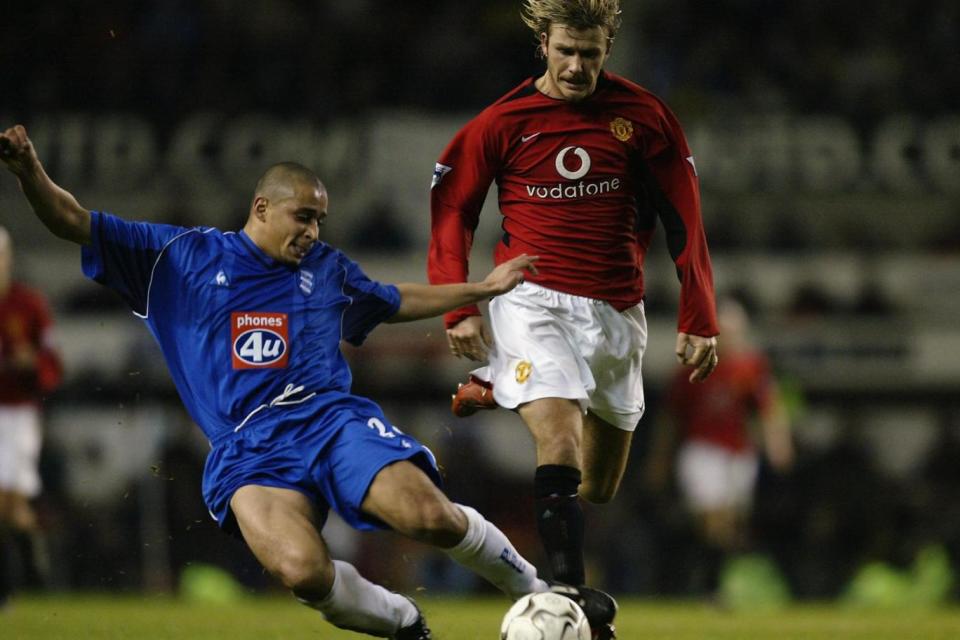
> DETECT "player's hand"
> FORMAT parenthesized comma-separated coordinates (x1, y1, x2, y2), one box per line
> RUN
(675, 332, 719, 383)
(481, 254, 539, 297)
(447, 315, 492, 361)
(0, 125, 40, 177)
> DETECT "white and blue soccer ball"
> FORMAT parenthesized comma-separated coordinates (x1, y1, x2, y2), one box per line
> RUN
(500, 592, 591, 640)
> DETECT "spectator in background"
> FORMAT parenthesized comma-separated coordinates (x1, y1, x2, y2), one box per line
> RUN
(0, 226, 63, 606)
(645, 296, 793, 597)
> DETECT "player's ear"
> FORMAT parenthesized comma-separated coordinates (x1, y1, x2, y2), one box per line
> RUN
(253, 196, 268, 221)
(539, 31, 549, 57)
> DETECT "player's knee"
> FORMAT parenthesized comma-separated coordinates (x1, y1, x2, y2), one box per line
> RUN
(579, 477, 619, 504)
(401, 498, 464, 547)
(273, 547, 334, 598)
(535, 433, 581, 467)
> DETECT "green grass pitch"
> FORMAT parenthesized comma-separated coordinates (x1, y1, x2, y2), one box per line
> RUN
(4, 595, 960, 639)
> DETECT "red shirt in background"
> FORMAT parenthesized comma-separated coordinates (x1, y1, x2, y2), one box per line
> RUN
(665, 350, 774, 453)
(0, 282, 63, 406)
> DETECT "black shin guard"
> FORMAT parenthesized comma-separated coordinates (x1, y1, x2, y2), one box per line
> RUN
(534, 464, 585, 585)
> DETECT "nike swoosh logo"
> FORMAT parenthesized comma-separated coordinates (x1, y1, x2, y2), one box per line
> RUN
(521, 132, 541, 143)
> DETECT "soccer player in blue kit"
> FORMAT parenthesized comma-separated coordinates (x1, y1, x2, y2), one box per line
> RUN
(0, 124, 548, 638)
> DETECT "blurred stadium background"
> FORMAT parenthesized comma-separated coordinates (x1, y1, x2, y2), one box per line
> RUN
(2, 0, 960, 617)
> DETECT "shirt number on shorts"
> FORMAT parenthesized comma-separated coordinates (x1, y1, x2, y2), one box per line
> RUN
(367, 417, 404, 439)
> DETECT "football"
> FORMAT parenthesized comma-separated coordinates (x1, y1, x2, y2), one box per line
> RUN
(500, 591, 591, 640)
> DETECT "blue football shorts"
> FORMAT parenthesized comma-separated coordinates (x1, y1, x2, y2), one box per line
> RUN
(202, 398, 441, 535)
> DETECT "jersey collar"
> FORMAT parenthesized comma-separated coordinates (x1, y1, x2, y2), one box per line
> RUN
(237, 230, 286, 269)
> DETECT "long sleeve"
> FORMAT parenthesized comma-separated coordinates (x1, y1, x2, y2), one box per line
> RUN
(427, 112, 501, 329)
(645, 107, 718, 337)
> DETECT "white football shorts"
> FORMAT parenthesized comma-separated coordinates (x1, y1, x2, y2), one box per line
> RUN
(0, 405, 43, 497)
(472, 281, 647, 431)
(676, 440, 758, 512)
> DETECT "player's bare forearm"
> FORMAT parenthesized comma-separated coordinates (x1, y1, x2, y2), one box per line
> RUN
(17, 164, 91, 244)
(389, 254, 538, 323)
(390, 281, 493, 323)
(1, 125, 91, 245)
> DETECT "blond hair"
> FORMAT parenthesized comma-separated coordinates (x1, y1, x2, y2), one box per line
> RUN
(521, 0, 622, 43)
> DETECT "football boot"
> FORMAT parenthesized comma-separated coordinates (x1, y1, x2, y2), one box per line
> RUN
(451, 375, 497, 417)
(548, 582, 617, 640)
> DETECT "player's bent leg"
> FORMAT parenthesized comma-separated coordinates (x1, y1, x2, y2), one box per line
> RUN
(444, 503, 548, 600)
(580, 411, 634, 504)
(300, 560, 428, 639)
(232, 485, 424, 637)
(519, 401, 619, 638)
(518, 398, 584, 467)
(363, 460, 467, 547)
(518, 398, 587, 586)
(363, 462, 547, 600)
(231, 485, 334, 599)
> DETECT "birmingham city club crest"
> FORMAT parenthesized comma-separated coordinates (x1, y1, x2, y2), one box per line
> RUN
(299, 269, 315, 295)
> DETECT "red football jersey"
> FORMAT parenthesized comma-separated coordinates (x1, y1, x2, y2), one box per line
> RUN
(429, 71, 717, 335)
(0, 282, 63, 405)
(665, 351, 774, 452)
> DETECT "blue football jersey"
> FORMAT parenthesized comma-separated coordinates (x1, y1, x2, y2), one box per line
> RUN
(82, 211, 401, 443)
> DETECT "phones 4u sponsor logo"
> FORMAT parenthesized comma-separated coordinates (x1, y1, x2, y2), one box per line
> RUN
(231, 311, 289, 369)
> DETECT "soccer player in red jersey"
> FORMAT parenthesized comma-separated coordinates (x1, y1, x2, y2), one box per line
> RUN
(428, 2, 719, 631)
(0, 226, 63, 606)
(646, 297, 793, 595)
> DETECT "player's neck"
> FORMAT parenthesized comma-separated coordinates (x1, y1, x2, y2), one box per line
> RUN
(242, 222, 294, 266)
(534, 74, 560, 99)
(241, 222, 272, 258)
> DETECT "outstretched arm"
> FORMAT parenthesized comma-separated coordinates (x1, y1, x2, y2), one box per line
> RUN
(0, 125, 91, 244)
(388, 254, 538, 323)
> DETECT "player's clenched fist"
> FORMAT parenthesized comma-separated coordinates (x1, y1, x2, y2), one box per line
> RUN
(0, 125, 38, 176)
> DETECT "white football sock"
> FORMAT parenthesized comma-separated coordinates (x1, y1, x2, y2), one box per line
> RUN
(446, 504, 549, 599)
(298, 559, 419, 636)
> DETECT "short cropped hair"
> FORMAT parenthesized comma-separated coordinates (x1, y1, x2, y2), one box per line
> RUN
(521, 0, 622, 44)
(254, 162, 322, 200)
